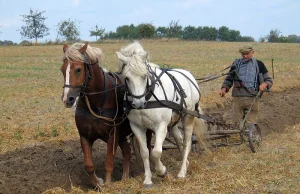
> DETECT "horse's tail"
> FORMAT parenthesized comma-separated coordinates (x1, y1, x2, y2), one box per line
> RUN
(193, 110, 211, 155)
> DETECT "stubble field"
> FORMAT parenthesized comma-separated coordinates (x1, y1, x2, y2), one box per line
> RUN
(0, 40, 299, 194)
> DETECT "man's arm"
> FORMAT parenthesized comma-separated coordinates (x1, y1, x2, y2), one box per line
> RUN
(221, 65, 235, 92)
(219, 64, 235, 97)
(258, 60, 273, 89)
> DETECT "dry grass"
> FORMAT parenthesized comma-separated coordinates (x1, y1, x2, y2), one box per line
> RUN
(43, 124, 300, 194)
(1, 40, 300, 193)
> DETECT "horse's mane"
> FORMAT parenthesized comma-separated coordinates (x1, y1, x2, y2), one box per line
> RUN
(63, 42, 103, 64)
(120, 41, 147, 57)
(119, 41, 159, 76)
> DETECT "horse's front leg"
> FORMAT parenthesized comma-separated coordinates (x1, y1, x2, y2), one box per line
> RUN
(118, 139, 131, 181)
(105, 128, 120, 183)
(152, 123, 168, 177)
(80, 136, 104, 186)
(177, 115, 195, 178)
(131, 125, 152, 187)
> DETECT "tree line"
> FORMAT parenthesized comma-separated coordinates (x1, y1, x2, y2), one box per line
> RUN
(1, 9, 300, 45)
(104, 20, 254, 42)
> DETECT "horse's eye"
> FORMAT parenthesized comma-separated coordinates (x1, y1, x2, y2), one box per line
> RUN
(125, 77, 130, 83)
(75, 68, 81, 74)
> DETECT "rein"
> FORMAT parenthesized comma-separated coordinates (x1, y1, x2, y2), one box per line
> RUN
(124, 63, 156, 101)
(196, 63, 234, 84)
(63, 60, 93, 90)
(123, 63, 205, 121)
(64, 57, 127, 126)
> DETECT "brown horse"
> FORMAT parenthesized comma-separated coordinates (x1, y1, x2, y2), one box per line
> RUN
(60, 42, 132, 187)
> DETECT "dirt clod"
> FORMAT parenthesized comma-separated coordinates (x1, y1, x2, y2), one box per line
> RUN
(0, 89, 300, 193)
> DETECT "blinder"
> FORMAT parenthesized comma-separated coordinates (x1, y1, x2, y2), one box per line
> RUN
(124, 62, 156, 101)
(63, 55, 94, 91)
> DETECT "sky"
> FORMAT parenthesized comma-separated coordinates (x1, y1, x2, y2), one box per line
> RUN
(0, 0, 299, 43)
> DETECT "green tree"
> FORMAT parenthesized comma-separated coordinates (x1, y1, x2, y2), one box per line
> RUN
(18, 8, 50, 44)
(156, 26, 168, 38)
(278, 36, 291, 43)
(267, 29, 281, 42)
(104, 31, 120, 39)
(116, 25, 131, 39)
(182, 26, 198, 40)
(201, 26, 218, 41)
(137, 23, 155, 38)
(288, 34, 300, 43)
(239, 36, 255, 42)
(218, 26, 230, 41)
(168, 20, 182, 38)
(89, 25, 105, 41)
(57, 18, 80, 42)
(228, 30, 241, 42)
(116, 24, 138, 39)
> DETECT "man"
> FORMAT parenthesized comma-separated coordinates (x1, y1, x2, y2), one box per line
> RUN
(219, 45, 273, 128)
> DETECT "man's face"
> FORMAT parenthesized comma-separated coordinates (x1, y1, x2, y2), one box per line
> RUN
(241, 50, 254, 62)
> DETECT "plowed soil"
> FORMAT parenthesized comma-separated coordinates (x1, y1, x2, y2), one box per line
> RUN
(1, 88, 300, 194)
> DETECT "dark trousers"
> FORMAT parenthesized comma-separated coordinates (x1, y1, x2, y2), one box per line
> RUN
(232, 97, 259, 129)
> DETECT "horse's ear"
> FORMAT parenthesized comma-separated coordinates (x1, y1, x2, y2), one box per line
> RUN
(140, 51, 148, 61)
(63, 44, 68, 53)
(79, 42, 88, 54)
(116, 52, 129, 64)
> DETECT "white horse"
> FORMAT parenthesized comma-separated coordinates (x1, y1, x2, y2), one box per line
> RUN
(116, 41, 207, 187)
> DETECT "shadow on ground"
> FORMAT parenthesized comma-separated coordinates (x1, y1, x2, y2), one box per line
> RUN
(1, 88, 300, 194)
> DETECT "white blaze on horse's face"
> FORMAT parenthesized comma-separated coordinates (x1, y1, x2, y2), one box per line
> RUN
(61, 59, 84, 108)
(62, 61, 71, 103)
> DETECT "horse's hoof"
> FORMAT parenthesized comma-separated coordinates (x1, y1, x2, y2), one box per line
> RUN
(157, 170, 168, 178)
(144, 184, 153, 188)
(92, 177, 104, 186)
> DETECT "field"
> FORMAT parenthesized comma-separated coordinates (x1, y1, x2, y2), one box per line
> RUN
(0, 40, 299, 193)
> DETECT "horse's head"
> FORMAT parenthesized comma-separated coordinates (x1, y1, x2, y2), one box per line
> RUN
(60, 42, 103, 108)
(117, 41, 149, 73)
(116, 49, 151, 109)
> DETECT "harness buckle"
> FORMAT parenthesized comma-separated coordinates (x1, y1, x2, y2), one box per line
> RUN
(97, 108, 103, 116)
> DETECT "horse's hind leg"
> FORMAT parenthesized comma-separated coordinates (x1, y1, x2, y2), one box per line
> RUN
(171, 124, 189, 166)
(80, 136, 104, 186)
(170, 124, 184, 155)
(177, 115, 195, 178)
(119, 140, 131, 181)
(146, 130, 153, 155)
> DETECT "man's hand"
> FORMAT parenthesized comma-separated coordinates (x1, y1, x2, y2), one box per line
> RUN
(219, 88, 227, 97)
(259, 82, 268, 91)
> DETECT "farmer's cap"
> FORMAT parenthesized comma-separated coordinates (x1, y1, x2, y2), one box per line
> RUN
(239, 45, 253, 53)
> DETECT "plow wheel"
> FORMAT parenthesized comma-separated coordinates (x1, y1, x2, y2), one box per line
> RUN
(248, 123, 262, 153)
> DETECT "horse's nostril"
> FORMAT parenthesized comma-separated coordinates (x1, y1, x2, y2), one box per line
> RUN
(68, 97, 75, 103)
(131, 102, 136, 109)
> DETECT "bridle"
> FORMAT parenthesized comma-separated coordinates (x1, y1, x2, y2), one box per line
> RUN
(123, 62, 156, 101)
(63, 55, 96, 92)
